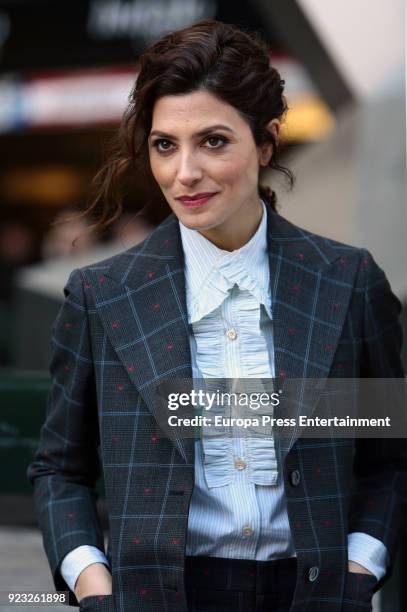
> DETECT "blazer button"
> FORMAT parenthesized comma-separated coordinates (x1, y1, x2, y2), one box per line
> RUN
(308, 566, 319, 582)
(289, 469, 301, 486)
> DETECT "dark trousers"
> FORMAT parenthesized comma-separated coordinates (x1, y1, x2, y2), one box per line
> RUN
(185, 555, 297, 612)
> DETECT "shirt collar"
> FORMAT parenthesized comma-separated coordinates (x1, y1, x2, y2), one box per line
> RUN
(179, 199, 271, 323)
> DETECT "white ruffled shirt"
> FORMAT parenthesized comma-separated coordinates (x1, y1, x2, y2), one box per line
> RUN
(181, 199, 278, 491)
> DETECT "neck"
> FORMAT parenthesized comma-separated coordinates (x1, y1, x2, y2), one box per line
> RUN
(198, 198, 264, 251)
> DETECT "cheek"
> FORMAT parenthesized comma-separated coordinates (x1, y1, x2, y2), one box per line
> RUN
(149, 156, 174, 189)
(213, 154, 258, 189)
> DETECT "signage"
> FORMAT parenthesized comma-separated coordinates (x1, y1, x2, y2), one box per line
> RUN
(0, 0, 275, 72)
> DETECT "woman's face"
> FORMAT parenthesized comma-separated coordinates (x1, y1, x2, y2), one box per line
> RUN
(148, 89, 275, 250)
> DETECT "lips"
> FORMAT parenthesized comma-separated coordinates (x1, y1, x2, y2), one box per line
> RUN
(176, 192, 218, 208)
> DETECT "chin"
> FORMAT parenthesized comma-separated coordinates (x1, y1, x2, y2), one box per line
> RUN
(179, 219, 212, 232)
(170, 202, 212, 223)
(177, 211, 222, 232)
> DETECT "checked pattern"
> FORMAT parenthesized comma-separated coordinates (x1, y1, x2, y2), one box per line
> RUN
(27, 204, 406, 611)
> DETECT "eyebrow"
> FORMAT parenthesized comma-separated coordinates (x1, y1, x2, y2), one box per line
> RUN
(149, 124, 235, 139)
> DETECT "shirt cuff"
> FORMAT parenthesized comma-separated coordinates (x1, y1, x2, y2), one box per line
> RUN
(348, 532, 388, 581)
(60, 545, 110, 593)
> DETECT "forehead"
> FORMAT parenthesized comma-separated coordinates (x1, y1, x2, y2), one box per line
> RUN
(150, 90, 248, 133)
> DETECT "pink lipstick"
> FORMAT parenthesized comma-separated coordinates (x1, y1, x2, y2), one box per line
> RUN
(176, 192, 218, 208)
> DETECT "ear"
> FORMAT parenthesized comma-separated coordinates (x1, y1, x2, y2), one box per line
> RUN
(258, 119, 281, 166)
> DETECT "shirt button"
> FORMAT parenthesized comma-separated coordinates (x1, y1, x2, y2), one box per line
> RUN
(242, 526, 254, 537)
(226, 328, 238, 341)
(234, 458, 247, 470)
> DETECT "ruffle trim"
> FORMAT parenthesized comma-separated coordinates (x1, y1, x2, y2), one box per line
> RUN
(188, 254, 271, 324)
(193, 289, 277, 488)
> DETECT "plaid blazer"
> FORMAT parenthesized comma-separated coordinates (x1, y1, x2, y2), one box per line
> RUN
(27, 203, 406, 611)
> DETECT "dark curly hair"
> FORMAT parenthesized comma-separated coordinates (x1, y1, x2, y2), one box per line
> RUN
(82, 19, 294, 236)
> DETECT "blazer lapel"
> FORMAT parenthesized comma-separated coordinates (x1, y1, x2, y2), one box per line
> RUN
(91, 214, 195, 464)
(265, 206, 359, 457)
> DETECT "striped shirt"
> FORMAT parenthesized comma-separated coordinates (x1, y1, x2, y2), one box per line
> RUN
(180, 199, 295, 559)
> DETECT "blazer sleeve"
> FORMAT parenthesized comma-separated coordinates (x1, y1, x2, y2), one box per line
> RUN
(26, 268, 105, 606)
(348, 248, 407, 588)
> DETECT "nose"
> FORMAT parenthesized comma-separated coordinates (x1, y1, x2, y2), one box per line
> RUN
(176, 151, 203, 187)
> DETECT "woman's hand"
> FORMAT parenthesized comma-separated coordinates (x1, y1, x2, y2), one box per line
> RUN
(74, 562, 113, 603)
(347, 561, 375, 576)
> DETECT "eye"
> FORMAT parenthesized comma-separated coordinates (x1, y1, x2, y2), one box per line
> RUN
(151, 139, 174, 153)
(204, 135, 229, 149)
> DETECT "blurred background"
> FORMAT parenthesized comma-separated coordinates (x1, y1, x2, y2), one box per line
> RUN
(0, 0, 405, 610)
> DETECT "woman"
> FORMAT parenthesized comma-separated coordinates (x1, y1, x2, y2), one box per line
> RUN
(27, 19, 405, 612)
